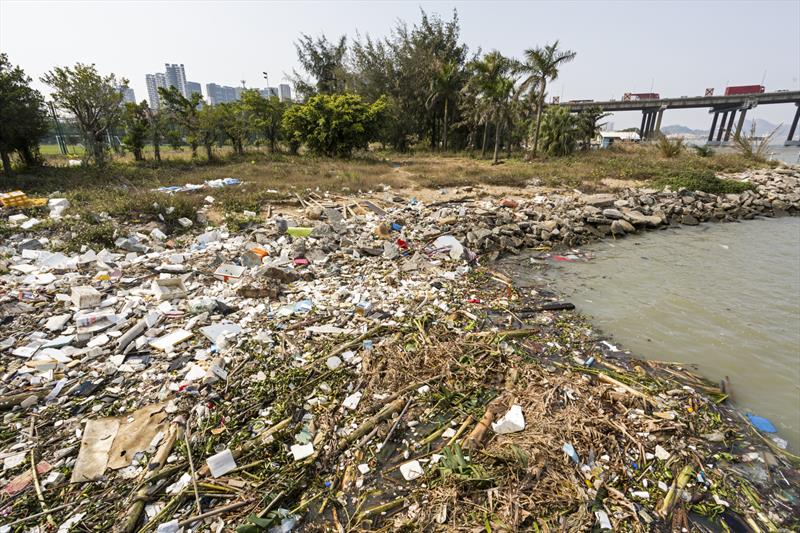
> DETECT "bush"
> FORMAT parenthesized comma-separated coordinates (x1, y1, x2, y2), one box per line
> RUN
(656, 135, 684, 158)
(654, 170, 755, 194)
(538, 107, 576, 157)
(693, 145, 713, 157)
(282, 93, 387, 157)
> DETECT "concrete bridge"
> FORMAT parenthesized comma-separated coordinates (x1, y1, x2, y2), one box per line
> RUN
(556, 91, 800, 146)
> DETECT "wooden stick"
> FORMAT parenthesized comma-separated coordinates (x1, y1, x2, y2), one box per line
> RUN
(184, 423, 202, 515)
(337, 397, 406, 453)
(463, 397, 505, 450)
(120, 424, 181, 533)
(379, 399, 412, 453)
(2, 501, 80, 528)
(177, 498, 255, 527)
(597, 373, 658, 406)
(30, 449, 56, 527)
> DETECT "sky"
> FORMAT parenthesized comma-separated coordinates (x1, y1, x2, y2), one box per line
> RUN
(1, 0, 799, 129)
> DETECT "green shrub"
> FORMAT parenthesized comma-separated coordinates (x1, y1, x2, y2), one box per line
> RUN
(656, 135, 684, 158)
(539, 106, 576, 157)
(654, 170, 755, 194)
(282, 93, 387, 157)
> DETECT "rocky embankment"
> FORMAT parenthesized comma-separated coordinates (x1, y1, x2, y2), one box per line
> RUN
(427, 168, 800, 259)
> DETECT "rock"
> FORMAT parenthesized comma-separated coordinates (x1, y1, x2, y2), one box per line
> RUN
(582, 194, 616, 208)
(682, 214, 699, 225)
(260, 267, 300, 284)
(610, 220, 627, 235)
(602, 208, 624, 220)
(500, 198, 519, 209)
(305, 206, 324, 220)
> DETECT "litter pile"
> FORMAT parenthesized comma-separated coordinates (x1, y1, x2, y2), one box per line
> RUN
(1, 171, 798, 532)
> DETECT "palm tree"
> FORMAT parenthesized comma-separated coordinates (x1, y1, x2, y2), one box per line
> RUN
(465, 51, 517, 164)
(426, 60, 460, 151)
(517, 41, 576, 158)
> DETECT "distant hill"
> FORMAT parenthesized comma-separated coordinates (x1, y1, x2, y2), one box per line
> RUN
(662, 124, 706, 136)
(661, 119, 789, 141)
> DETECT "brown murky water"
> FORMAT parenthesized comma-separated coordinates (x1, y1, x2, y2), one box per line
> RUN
(501, 217, 800, 450)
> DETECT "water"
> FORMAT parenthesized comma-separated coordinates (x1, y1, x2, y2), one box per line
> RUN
(503, 217, 800, 450)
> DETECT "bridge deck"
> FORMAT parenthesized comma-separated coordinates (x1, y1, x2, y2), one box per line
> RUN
(556, 91, 800, 112)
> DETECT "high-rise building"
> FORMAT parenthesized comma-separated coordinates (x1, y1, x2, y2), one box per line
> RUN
(164, 63, 188, 96)
(186, 81, 202, 98)
(279, 84, 291, 102)
(206, 83, 242, 105)
(116, 85, 136, 104)
(145, 73, 167, 108)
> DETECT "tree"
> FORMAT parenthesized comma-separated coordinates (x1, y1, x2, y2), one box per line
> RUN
(197, 105, 219, 161)
(539, 106, 576, 157)
(158, 86, 202, 158)
(215, 101, 248, 155)
(145, 107, 166, 163)
(291, 33, 349, 98)
(240, 90, 285, 152)
(426, 60, 461, 150)
(282, 93, 386, 157)
(41, 63, 124, 166)
(121, 101, 149, 161)
(350, 9, 469, 151)
(465, 51, 517, 164)
(517, 41, 576, 158)
(0, 54, 49, 175)
(574, 106, 609, 150)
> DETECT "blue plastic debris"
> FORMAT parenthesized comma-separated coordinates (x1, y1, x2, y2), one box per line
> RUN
(747, 414, 777, 433)
(391, 222, 403, 232)
(562, 442, 580, 464)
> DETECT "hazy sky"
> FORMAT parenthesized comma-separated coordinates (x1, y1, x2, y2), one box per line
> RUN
(2, 0, 798, 129)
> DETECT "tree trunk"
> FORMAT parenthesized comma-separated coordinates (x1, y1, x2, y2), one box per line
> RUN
(506, 123, 512, 159)
(442, 99, 449, 151)
(532, 81, 547, 158)
(492, 114, 503, 165)
(268, 133, 276, 153)
(1, 150, 13, 176)
(153, 141, 161, 163)
(19, 145, 38, 167)
(93, 132, 106, 167)
(205, 143, 213, 161)
(191, 142, 198, 159)
(481, 122, 488, 158)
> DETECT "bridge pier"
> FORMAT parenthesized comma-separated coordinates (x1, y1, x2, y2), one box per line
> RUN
(707, 106, 738, 146)
(639, 109, 664, 140)
(786, 102, 800, 147)
(735, 107, 748, 139)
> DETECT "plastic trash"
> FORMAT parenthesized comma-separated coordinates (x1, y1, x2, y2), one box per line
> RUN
(206, 448, 237, 477)
(491, 404, 526, 434)
(562, 442, 580, 464)
(746, 413, 777, 433)
(399, 460, 424, 480)
(287, 227, 313, 238)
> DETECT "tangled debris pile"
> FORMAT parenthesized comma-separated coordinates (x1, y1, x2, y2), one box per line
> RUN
(0, 169, 798, 532)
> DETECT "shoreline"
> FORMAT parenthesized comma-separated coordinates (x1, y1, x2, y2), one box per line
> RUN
(0, 168, 798, 530)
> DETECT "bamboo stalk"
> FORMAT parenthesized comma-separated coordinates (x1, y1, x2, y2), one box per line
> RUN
(120, 424, 181, 533)
(177, 499, 255, 527)
(30, 449, 56, 527)
(658, 465, 693, 518)
(337, 397, 406, 453)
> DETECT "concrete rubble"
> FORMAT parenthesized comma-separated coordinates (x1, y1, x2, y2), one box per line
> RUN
(0, 168, 798, 531)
